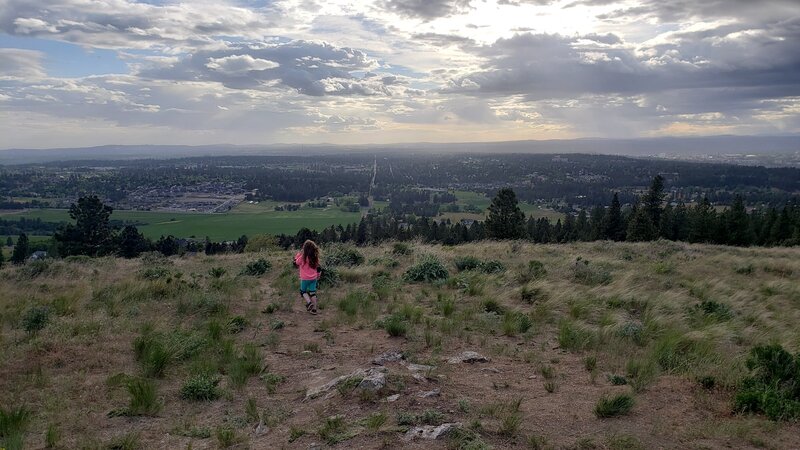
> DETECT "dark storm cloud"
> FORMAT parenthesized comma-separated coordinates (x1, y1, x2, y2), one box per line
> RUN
(140, 41, 395, 96)
(378, 0, 473, 20)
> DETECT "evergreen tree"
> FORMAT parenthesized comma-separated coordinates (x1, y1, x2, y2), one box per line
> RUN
(726, 195, 753, 246)
(11, 232, 29, 264)
(485, 188, 526, 239)
(626, 205, 657, 241)
(54, 195, 115, 256)
(561, 214, 576, 242)
(588, 206, 605, 241)
(770, 206, 792, 244)
(0, 243, 4, 268)
(672, 202, 689, 242)
(575, 209, 589, 241)
(156, 235, 180, 256)
(117, 225, 150, 258)
(642, 175, 665, 227)
(659, 204, 675, 240)
(5, 236, 12, 247)
(603, 193, 625, 241)
(688, 197, 716, 243)
(356, 219, 368, 245)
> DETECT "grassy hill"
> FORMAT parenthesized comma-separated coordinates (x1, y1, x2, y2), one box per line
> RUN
(2, 240, 800, 449)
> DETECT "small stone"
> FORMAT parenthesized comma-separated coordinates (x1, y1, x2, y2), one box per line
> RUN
(372, 350, 404, 365)
(254, 421, 269, 436)
(447, 351, 490, 364)
(386, 394, 400, 403)
(407, 363, 435, 372)
(418, 388, 440, 398)
(402, 423, 462, 441)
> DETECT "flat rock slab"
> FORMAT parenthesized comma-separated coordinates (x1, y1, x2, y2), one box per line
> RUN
(402, 423, 462, 441)
(407, 363, 435, 372)
(446, 351, 490, 364)
(305, 367, 387, 400)
(372, 350, 404, 365)
(417, 388, 441, 398)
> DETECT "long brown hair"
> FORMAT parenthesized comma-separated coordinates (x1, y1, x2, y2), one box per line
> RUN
(302, 240, 320, 269)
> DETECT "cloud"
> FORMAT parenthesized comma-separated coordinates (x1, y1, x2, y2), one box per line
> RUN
(141, 40, 400, 96)
(378, 0, 473, 20)
(205, 55, 280, 75)
(0, 0, 279, 50)
(0, 48, 45, 78)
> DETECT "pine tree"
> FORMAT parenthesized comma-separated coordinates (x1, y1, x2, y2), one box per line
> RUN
(0, 244, 5, 268)
(485, 188, 526, 239)
(688, 197, 715, 243)
(54, 195, 115, 256)
(5, 236, 12, 247)
(726, 195, 753, 246)
(575, 210, 589, 241)
(659, 204, 675, 240)
(11, 233, 29, 264)
(672, 202, 689, 242)
(117, 225, 150, 258)
(588, 206, 605, 241)
(642, 175, 665, 227)
(626, 205, 657, 241)
(604, 193, 624, 241)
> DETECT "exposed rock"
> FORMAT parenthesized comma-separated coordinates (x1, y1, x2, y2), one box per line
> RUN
(412, 373, 427, 383)
(407, 363, 435, 372)
(372, 350, 404, 365)
(447, 351, 490, 364)
(358, 369, 386, 391)
(385, 394, 400, 403)
(402, 423, 462, 441)
(305, 367, 387, 400)
(417, 388, 440, 398)
(254, 421, 269, 436)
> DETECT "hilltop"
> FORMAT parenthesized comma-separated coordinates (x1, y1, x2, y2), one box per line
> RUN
(2, 240, 800, 449)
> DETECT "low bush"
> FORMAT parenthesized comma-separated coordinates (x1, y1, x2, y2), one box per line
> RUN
(692, 300, 733, 322)
(734, 344, 800, 420)
(324, 245, 365, 267)
(454, 256, 482, 272)
(139, 266, 171, 280)
(403, 256, 449, 283)
(318, 266, 340, 287)
(208, 267, 227, 279)
(240, 258, 271, 276)
(0, 406, 32, 449)
(517, 260, 547, 283)
(126, 378, 161, 416)
(392, 242, 413, 255)
(558, 320, 596, 352)
(383, 314, 409, 337)
(572, 258, 612, 286)
(181, 374, 220, 401)
(594, 394, 634, 418)
(21, 305, 50, 333)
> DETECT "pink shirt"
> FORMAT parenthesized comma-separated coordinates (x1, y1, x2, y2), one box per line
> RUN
(295, 252, 319, 280)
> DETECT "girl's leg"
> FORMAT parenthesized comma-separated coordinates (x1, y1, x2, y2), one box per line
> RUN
(309, 291, 318, 312)
(301, 292, 312, 309)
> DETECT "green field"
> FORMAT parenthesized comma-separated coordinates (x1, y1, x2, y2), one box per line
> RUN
(3, 204, 361, 241)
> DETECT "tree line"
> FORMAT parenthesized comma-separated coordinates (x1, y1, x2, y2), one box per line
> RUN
(2, 181, 798, 266)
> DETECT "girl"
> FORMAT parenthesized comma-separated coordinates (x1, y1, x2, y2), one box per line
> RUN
(294, 240, 321, 315)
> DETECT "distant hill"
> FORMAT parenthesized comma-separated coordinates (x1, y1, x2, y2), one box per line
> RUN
(2, 135, 799, 164)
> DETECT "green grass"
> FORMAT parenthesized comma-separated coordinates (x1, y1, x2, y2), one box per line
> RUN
(594, 394, 635, 418)
(3, 205, 361, 240)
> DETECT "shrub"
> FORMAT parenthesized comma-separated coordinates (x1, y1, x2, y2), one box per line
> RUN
(518, 260, 547, 283)
(692, 300, 733, 322)
(133, 333, 174, 378)
(698, 375, 716, 390)
(404, 256, 449, 283)
(21, 305, 50, 333)
(0, 406, 32, 449)
(502, 311, 532, 336)
(558, 320, 595, 352)
(734, 344, 800, 420)
(126, 378, 161, 416)
(318, 415, 353, 445)
(324, 245, 364, 267)
(454, 256, 482, 272)
(337, 291, 370, 317)
(520, 285, 543, 304)
(572, 259, 612, 286)
(419, 409, 444, 425)
(261, 372, 285, 394)
(594, 394, 634, 418)
(229, 344, 262, 388)
(208, 267, 227, 278)
(651, 332, 710, 373)
(240, 258, 271, 276)
(139, 266, 170, 280)
(481, 298, 505, 315)
(216, 426, 242, 448)
(608, 374, 628, 385)
(227, 316, 248, 334)
(479, 260, 506, 274)
(584, 355, 597, 372)
(618, 322, 645, 346)
(318, 266, 340, 287)
(107, 432, 140, 450)
(383, 314, 409, 337)
(364, 412, 387, 432)
(181, 374, 220, 401)
(499, 413, 522, 436)
(392, 242, 412, 255)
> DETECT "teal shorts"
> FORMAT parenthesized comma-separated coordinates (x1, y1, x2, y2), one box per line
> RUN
(300, 279, 318, 294)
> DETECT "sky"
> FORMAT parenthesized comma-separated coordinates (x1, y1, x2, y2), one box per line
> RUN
(0, 0, 799, 149)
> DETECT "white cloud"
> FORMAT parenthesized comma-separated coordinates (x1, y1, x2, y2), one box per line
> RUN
(206, 55, 280, 75)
